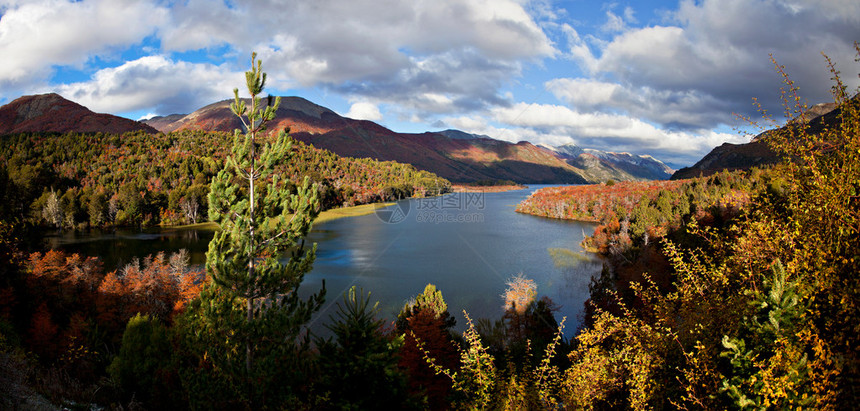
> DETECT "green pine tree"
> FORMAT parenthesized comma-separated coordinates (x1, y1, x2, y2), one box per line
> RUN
(313, 286, 417, 409)
(719, 259, 812, 409)
(180, 53, 325, 408)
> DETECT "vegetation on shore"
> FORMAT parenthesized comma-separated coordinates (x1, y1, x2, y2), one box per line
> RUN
(513, 49, 860, 409)
(0, 128, 450, 230)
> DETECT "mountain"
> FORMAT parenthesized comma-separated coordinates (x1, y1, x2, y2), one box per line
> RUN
(148, 96, 676, 184)
(547, 144, 674, 181)
(141, 113, 185, 132)
(670, 140, 778, 180)
(0, 93, 157, 135)
(671, 100, 844, 180)
(436, 129, 492, 140)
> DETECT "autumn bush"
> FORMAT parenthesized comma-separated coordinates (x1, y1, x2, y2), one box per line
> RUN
(544, 47, 860, 409)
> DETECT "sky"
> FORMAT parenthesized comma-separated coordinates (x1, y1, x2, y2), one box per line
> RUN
(1, 0, 858, 167)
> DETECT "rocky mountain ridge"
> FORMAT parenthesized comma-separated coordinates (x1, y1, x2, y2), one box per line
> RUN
(145, 96, 674, 183)
(0, 93, 157, 135)
(0, 93, 675, 184)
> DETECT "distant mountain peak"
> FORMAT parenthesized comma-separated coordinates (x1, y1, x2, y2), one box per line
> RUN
(142, 96, 342, 134)
(0, 93, 157, 135)
(137, 94, 675, 183)
(436, 129, 494, 140)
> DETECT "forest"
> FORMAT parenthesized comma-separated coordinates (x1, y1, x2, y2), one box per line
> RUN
(0, 51, 858, 410)
(0, 129, 451, 230)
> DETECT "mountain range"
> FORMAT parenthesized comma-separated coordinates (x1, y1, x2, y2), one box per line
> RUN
(0, 93, 674, 183)
(143, 97, 674, 183)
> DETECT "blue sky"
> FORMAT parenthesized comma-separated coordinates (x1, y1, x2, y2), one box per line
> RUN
(1, 0, 858, 167)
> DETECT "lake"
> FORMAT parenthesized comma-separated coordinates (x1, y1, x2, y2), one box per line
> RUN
(48, 185, 602, 338)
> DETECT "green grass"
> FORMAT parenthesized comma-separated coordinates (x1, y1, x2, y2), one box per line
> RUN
(163, 203, 395, 230)
(314, 202, 394, 224)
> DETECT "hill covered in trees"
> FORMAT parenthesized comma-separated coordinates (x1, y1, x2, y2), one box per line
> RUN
(671, 99, 844, 179)
(0, 129, 450, 229)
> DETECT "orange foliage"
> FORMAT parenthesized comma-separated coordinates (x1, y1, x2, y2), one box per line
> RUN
(516, 180, 686, 222)
(16, 250, 205, 363)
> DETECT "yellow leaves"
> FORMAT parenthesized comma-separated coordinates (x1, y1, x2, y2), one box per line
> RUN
(564, 311, 669, 410)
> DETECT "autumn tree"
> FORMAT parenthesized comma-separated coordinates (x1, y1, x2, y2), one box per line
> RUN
(397, 284, 458, 409)
(41, 189, 63, 228)
(179, 53, 325, 407)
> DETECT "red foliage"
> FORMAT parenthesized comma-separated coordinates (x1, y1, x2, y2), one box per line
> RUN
(516, 180, 686, 222)
(399, 308, 458, 410)
(27, 301, 59, 359)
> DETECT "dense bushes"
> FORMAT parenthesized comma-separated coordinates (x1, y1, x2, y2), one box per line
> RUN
(517, 50, 860, 409)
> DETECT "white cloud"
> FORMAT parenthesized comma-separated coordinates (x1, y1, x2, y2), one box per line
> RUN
(545, 77, 733, 129)
(0, 0, 167, 84)
(54, 56, 240, 114)
(159, 0, 554, 87)
(484, 102, 747, 165)
(1, 0, 553, 117)
(579, 0, 860, 126)
(345, 102, 383, 121)
(601, 10, 627, 32)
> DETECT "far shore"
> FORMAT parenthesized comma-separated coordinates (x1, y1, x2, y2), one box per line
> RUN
(452, 184, 527, 193)
(160, 202, 395, 230)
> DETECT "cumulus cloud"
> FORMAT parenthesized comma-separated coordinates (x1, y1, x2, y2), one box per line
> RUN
(345, 101, 383, 121)
(233, 0, 555, 119)
(545, 78, 733, 129)
(54, 56, 241, 114)
(446, 102, 747, 166)
(564, 0, 860, 131)
(0, 0, 167, 85)
(333, 49, 521, 118)
(1, 0, 553, 117)
(159, 0, 554, 86)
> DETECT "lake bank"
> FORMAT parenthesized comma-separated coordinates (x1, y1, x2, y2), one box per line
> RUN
(159, 202, 397, 230)
(452, 184, 527, 193)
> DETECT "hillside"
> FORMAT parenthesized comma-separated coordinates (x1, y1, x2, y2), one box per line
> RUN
(146, 97, 672, 184)
(0, 129, 450, 228)
(672, 100, 843, 179)
(0, 93, 158, 134)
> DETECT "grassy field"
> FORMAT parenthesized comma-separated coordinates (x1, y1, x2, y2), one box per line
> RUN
(314, 202, 394, 224)
(163, 202, 395, 230)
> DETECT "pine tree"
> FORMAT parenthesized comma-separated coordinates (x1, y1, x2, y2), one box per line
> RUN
(314, 286, 416, 409)
(182, 53, 325, 407)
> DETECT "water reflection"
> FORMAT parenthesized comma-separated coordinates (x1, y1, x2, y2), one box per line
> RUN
(49, 186, 602, 339)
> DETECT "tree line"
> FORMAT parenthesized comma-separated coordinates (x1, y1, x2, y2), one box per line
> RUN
(0, 129, 451, 229)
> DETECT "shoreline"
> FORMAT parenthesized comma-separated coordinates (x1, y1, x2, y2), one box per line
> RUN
(452, 184, 527, 193)
(313, 202, 395, 224)
(162, 202, 396, 230)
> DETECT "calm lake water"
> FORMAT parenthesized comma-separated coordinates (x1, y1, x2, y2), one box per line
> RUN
(48, 186, 601, 338)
